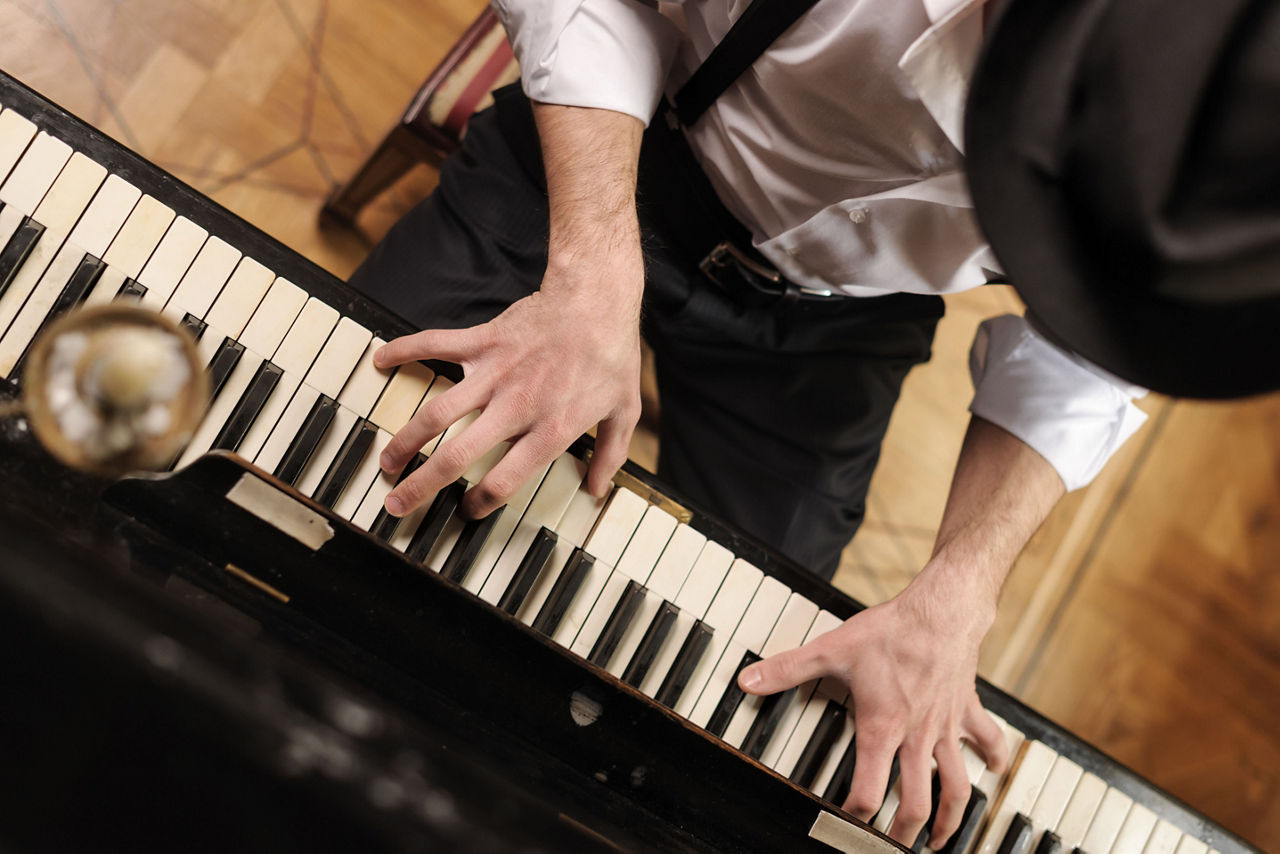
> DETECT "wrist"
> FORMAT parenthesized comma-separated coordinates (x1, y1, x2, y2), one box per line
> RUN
(902, 556, 999, 642)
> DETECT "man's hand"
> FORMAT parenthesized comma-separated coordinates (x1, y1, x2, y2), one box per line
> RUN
(740, 567, 1006, 849)
(740, 417, 1067, 848)
(376, 103, 646, 519)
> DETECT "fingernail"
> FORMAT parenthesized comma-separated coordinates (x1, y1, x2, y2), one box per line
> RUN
(373, 346, 387, 366)
(380, 451, 395, 471)
(385, 495, 404, 517)
(739, 666, 761, 692)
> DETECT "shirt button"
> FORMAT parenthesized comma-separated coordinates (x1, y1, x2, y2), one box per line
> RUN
(848, 207, 868, 224)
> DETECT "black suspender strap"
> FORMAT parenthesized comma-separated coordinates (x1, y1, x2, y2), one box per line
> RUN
(671, 0, 824, 127)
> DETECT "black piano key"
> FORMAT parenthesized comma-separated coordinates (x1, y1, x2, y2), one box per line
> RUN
(313, 418, 377, 509)
(206, 337, 245, 401)
(0, 216, 44, 298)
(741, 686, 799, 761)
(936, 787, 987, 854)
(531, 548, 595, 637)
(1033, 830, 1064, 854)
(653, 620, 714, 708)
(406, 478, 466, 564)
(274, 393, 338, 486)
(821, 722, 859, 803)
(439, 507, 503, 585)
(211, 360, 282, 452)
(179, 312, 207, 341)
(621, 600, 679, 687)
(793, 700, 847, 790)
(705, 650, 762, 738)
(116, 277, 146, 300)
(497, 527, 558, 614)
(996, 813, 1034, 854)
(911, 773, 944, 852)
(370, 453, 427, 541)
(11, 252, 104, 380)
(587, 579, 646, 668)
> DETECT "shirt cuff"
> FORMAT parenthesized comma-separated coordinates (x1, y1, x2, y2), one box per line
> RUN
(968, 314, 1149, 491)
(493, 0, 679, 125)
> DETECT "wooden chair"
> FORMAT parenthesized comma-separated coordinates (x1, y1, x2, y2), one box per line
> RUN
(321, 7, 519, 225)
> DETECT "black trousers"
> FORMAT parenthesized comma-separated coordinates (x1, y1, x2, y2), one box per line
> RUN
(348, 89, 943, 580)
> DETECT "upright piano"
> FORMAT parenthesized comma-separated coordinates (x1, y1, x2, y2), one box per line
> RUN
(0, 70, 1262, 854)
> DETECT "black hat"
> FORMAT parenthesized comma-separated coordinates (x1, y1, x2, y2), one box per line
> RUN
(966, 0, 1280, 398)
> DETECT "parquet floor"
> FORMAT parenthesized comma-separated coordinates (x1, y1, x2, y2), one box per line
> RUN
(1, 0, 1276, 848)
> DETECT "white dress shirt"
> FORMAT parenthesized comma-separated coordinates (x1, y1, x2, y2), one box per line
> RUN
(491, 0, 1147, 491)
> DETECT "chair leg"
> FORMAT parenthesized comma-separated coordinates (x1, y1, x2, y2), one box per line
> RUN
(321, 125, 441, 226)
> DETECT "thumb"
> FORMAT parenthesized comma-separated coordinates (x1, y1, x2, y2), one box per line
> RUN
(738, 642, 830, 696)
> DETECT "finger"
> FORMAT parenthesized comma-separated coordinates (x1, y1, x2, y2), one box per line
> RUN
(385, 407, 511, 516)
(462, 432, 560, 519)
(888, 743, 932, 846)
(738, 640, 830, 696)
(962, 695, 1008, 774)
(374, 326, 488, 369)
(842, 727, 897, 821)
(586, 405, 639, 498)
(928, 739, 971, 849)
(381, 382, 486, 473)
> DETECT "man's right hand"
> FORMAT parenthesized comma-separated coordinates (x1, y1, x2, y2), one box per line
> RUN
(377, 102, 647, 520)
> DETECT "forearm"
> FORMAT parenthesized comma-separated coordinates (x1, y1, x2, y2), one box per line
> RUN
(913, 415, 1067, 629)
(534, 102, 644, 293)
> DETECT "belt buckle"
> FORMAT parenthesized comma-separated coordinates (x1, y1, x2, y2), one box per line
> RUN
(698, 241, 838, 301)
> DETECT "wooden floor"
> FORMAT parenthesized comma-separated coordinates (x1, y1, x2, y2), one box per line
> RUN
(2, 0, 1277, 847)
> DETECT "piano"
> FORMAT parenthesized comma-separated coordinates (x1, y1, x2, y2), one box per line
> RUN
(0, 69, 1262, 854)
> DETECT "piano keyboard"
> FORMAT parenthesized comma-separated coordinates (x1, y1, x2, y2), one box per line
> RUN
(0, 72, 1258, 854)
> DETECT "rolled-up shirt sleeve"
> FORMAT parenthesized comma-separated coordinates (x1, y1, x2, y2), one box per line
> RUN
(492, 0, 680, 125)
(968, 314, 1149, 491)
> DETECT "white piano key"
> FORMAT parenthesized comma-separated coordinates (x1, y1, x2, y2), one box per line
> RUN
(975, 739, 1058, 854)
(516, 484, 608, 626)
(638, 608, 699, 698)
(100, 195, 174, 281)
(161, 234, 240, 321)
(759, 609, 842, 769)
(772, 681, 848, 779)
(613, 505, 678, 583)
(872, 778, 903, 833)
(549, 553, 613, 649)
(337, 336, 394, 417)
(582, 487, 648, 567)
(672, 540, 735, 619)
(1173, 837, 1209, 854)
(1111, 803, 1158, 854)
(0, 225, 64, 340)
(672, 558, 763, 719)
(1079, 787, 1134, 854)
(65, 174, 140, 258)
(295, 404, 359, 497)
(0, 109, 37, 183)
(478, 453, 587, 606)
(644, 523, 706, 602)
(367, 359, 434, 433)
(1029, 755, 1083, 835)
(569, 568, 632, 657)
(235, 371, 300, 462)
(978, 716, 1026, 801)
(252, 381, 321, 473)
(0, 205, 24, 257)
(204, 258, 278, 339)
(0, 243, 84, 376)
(422, 513, 465, 573)
(1055, 772, 1108, 851)
(0, 131, 70, 213)
(272, 298, 338, 375)
(32, 151, 106, 235)
(137, 216, 207, 310)
(333, 426, 392, 522)
(304, 316, 372, 399)
(722, 592, 818, 749)
(688, 638, 750, 730)
(176, 345, 265, 467)
(459, 461, 552, 595)
(1143, 820, 1184, 854)
(808, 710, 855, 797)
